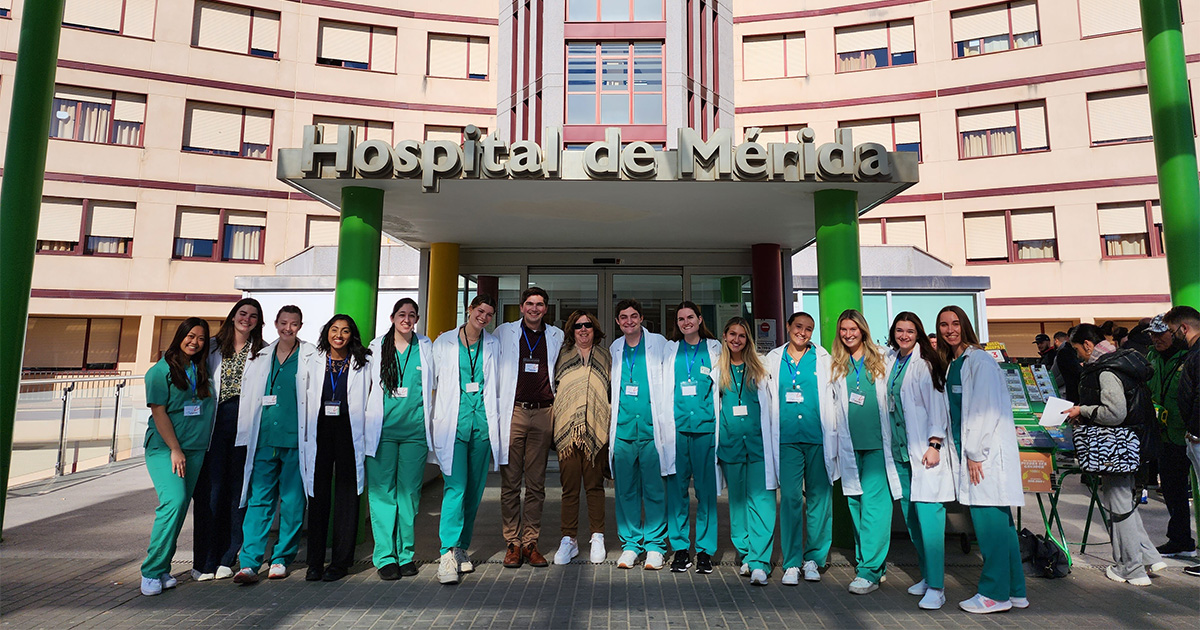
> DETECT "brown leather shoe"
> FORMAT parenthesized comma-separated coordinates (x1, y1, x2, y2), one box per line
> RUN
(503, 543, 523, 568)
(524, 544, 549, 567)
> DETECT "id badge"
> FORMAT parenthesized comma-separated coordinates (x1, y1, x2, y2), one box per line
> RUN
(733, 405, 749, 417)
(785, 391, 804, 404)
(625, 384, 639, 397)
(324, 401, 341, 415)
(887, 397, 896, 412)
(523, 359, 540, 374)
(699, 366, 711, 376)
(397, 387, 409, 398)
(951, 385, 963, 394)
(184, 404, 202, 417)
(262, 395, 277, 407)
(849, 392, 866, 406)
(681, 383, 697, 397)
(464, 382, 480, 393)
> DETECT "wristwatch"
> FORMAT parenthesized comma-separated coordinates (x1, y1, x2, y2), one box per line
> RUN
(928, 441, 943, 451)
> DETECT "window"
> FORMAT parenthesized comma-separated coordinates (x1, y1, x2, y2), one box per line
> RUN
(566, 41, 664, 125)
(318, 20, 397, 72)
(174, 208, 265, 262)
(1098, 201, 1164, 257)
(1087, 88, 1153, 145)
(312, 116, 394, 144)
(192, 1, 280, 58)
(835, 20, 915, 72)
(424, 125, 488, 142)
(958, 101, 1047, 158)
(62, 0, 155, 38)
(306, 216, 340, 247)
(742, 32, 805, 80)
(427, 34, 488, 79)
(839, 115, 922, 160)
(951, 0, 1039, 58)
(568, 0, 664, 21)
(49, 86, 146, 147)
(0, 0, 11, 18)
(182, 102, 272, 159)
(36, 197, 135, 256)
(859, 217, 928, 249)
(964, 208, 1057, 263)
(1080, 0, 1143, 37)
(750, 124, 806, 144)
(24, 317, 125, 371)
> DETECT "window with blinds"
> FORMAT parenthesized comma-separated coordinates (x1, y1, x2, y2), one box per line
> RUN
(568, 0, 664, 21)
(85, 201, 135, 255)
(1087, 88, 1153, 145)
(958, 100, 1047, 158)
(192, 1, 279, 58)
(174, 207, 266, 261)
(182, 101, 272, 159)
(884, 217, 928, 249)
(35, 197, 136, 256)
(964, 208, 1056, 262)
(36, 198, 84, 253)
(838, 115, 922, 160)
(24, 317, 125, 370)
(427, 33, 489, 79)
(49, 86, 146, 147)
(223, 211, 265, 261)
(750, 124, 806, 144)
(313, 116, 394, 144)
(306, 216, 340, 247)
(0, 0, 10, 18)
(1079, 0, 1142, 37)
(951, 0, 1039, 58)
(63, 0, 155, 38)
(317, 20, 397, 72)
(742, 32, 805, 80)
(859, 220, 884, 246)
(175, 208, 221, 258)
(1097, 201, 1163, 257)
(835, 20, 915, 72)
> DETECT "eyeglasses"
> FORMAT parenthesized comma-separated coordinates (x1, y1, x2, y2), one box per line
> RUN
(573, 322, 594, 330)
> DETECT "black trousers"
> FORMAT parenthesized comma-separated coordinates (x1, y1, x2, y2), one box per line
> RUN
(306, 411, 359, 571)
(1159, 441, 1196, 548)
(193, 398, 247, 572)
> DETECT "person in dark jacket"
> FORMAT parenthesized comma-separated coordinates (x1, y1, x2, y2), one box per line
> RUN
(1163, 306, 1200, 578)
(1146, 314, 1194, 558)
(1054, 327, 1082, 402)
(1124, 320, 1153, 356)
(1033, 334, 1055, 370)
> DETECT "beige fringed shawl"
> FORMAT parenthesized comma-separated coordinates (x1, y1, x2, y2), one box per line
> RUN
(552, 345, 611, 460)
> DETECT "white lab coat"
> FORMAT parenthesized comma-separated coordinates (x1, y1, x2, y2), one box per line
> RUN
(711, 362, 778, 495)
(430, 327, 502, 476)
(764, 344, 839, 485)
(235, 339, 315, 507)
(949, 347, 1025, 507)
(607, 329, 674, 475)
(364, 334, 436, 458)
(660, 338, 722, 463)
(884, 347, 957, 503)
(494, 320, 564, 464)
(207, 337, 255, 440)
(298, 349, 370, 497)
(828, 347, 903, 499)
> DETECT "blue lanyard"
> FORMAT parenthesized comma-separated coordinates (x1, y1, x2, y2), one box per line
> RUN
(731, 365, 746, 405)
(784, 348, 805, 389)
(624, 342, 639, 384)
(521, 326, 543, 358)
(851, 357, 865, 391)
(327, 356, 347, 397)
(890, 353, 910, 397)
(186, 364, 198, 401)
(683, 341, 702, 378)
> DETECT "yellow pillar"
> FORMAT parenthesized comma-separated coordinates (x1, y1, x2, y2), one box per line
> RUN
(426, 242, 460, 340)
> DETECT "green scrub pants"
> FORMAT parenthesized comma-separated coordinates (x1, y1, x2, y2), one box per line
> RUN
(239, 446, 304, 569)
(667, 431, 717, 555)
(778, 442, 832, 569)
(846, 449, 891, 583)
(895, 460, 946, 589)
(367, 439, 428, 568)
(438, 436, 491, 555)
(722, 459, 776, 573)
(142, 447, 205, 579)
(969, 505, 1026, 601)
(613, 438, 667, 554)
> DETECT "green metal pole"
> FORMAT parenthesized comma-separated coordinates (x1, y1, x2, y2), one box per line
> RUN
(813, 188, 863, 550)
(1141, 0, 1200, 308)
(0, 0, 67, 540)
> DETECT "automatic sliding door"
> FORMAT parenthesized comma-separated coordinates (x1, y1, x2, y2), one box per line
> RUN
(527, 272, 600, 329)
(610, 272, 683, 336)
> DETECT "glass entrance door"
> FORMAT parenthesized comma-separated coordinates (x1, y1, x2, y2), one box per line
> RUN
(527, 268, 684, 337)
(609, 271, 683, 336)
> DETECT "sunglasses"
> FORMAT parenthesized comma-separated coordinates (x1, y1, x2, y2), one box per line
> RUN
(573, 321, 594, 330)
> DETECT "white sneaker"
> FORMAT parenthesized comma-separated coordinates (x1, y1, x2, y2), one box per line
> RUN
(140, 576, 162, 596)
(918, 588, 945, 610)
(1010, 596, 1030, 609)
(802, 560, 821, 582)
(215, 565, 234, 580)
(907, 578, 928, 596)
(959, 593, 1011, 614)
(644, 551, 665, 570)
(160, 573, 177, 590)
(739, 563, 751, 577)
(847, 577, 878, 594)
(589, 533, 607, 564)
(1147, 561, 1168, 577)
(617, 550, 639, 569)
(268, 564, 288, 579)
(1105, 565, 1151, 586)
(454, 547, 474, 573)
(781, 567, 800, 586)
(190, 569, 215, 582)
(555, 536, 579, 565)
(437, 551, 460, 584)
(750, 569, 768, 585)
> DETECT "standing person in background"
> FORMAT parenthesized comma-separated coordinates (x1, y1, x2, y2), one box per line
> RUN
(937, 306, 1027, 614)
(1050, 332, 1070, 392)
(552, 310, 612, 565)
(1147, 314, 1194, 560)
(928, 334, 938, 352)
(766, 312, 836, 586)
(194, 299, 265, 581)
(1033, 334, 1055, 370)
(1055, 327, 1083, 402)
(1163, 305, 1200, 578)
(140, 319, 215, 596)
(365, 299, 435, 580)
(233, 306, 313, 584)
(663, 302, 721, 574)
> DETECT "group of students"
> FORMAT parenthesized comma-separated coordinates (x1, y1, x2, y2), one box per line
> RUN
(136, 293, 1030, 615)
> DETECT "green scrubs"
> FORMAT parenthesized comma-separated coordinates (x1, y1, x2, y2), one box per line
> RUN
(141, 359, 214, 580)
(667, 341, 717, 555)
(843, 358, 889, 583)
(240, 349, 305, 569)
(777, 349, 832, 568)
(947, 355, 966, 459)
(439, 336, 491, 555)
(368, 343, 428, 568)
(614, 338, 667, 554)
(718, 365, 775, 573)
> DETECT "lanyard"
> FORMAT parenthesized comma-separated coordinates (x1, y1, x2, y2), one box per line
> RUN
(683, 341, 702, 378)
(186, 364, 198, 401)
(784, 347, 806, 389)
(851, 357, 865, 391)
(731, 365, 746, 405)
(890, 353, 910, 394)
(269, 344, 296, 393)
(327, 356, 347, 396)
(396, 343, 415, 384)
(463, 329, 481, 382)
(624, 341, 640, 383)
(521, 326, 543, 358)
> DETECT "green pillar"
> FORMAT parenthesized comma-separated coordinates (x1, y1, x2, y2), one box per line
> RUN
(814, 189, 863, 550)
(1141, 0, 1200, 308)
(0, 0, 67, 540)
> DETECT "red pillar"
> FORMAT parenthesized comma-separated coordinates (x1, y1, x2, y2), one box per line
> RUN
(751, 243, 784, 348)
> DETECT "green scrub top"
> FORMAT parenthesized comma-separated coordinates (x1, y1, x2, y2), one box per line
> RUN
(457, 335, 488, 442)
(616, 338, 654, 442)
(778, 349, 822, 444)
(259, 348, 300, 449)
(382, 343, 426, 444)
(947, 354, 966, 458)
(717, 364, 764, 463)
(674, 341, 714, 433)
(887, 353, 911, 463)
(845, 356, 883, 451)
(144, 358, 215, 452)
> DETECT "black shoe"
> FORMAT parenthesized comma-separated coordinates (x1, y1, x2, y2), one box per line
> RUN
(398, 562, 418, 577)
(695, 552, 713, 574)
(305, 567, 323, 582)
(378, 564, 401, 581)
(322, 566, 347, 582)
(670, 550, 692, 573)
(1156, 540, 1198, 558)
(1184, 565, 1200, 577)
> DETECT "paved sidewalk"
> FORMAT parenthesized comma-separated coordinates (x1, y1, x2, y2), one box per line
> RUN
(1, 459, 1197, 629)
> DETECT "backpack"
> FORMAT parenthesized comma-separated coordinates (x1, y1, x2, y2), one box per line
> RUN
(1078, 349, 1154, 428)
(1019, 528, 1071, 579)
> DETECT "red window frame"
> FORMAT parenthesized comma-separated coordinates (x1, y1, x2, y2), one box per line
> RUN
(834, 19, 916, 74)
(565, 41, 665, 127)
(172, 207, 266, 264)
(191, 1, 280, 59)
(950, 1, 1041, 59)
(49, 88, 146, 148)
(35, 198, 135, 259)
(61, 0, 157, 40)
(963, 208, 1059, 265)
(956, 101, 1049, 160)
(1097, 200, 1166, 259)
(566, 0, 665, 22)
(181, 101, 274, 161)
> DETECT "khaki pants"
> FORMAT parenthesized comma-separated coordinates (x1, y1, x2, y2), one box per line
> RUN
(560, 448, 606, 537)
(501, 406, 553, 546)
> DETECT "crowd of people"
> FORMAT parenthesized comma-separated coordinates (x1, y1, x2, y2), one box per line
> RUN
(136, 291, 1200, 615)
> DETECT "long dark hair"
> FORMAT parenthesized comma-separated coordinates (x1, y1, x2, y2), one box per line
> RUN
(668, 301, 716, 342)
(214, 298, 266, 359)
(318, 314, 371, 370)
(381, 298, 419, 393)
(164, 318, 212, 398)
(936, 305, 981, 367)
(888, 311, 946, 392)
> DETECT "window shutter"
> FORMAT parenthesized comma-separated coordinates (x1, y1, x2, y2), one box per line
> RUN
(893, 116, 921, 144)
(1088, 88, 1153, 143)
(424, 125, 463, 143)
(184, 102, 243, 152)
(307, 216, 340, 247)
(122, 0, 156, 38)
(1151, 201, 1162, 224)
(885, 217, 927, 248)
(371, 26, 398, 73)
(859, 220, 883, 246)
(113, 93, 146, 123)
(63, 0, 123, 31)
(242, 108, 272, 146)
(964, 212, 1008, 259)
(889, 21, 916, 53)
(952, 3, 1009, 41)
(835, 23, 888, 53)
(958, 104, 1017, 132)
(88, 201, 136, 238)
(755, 126, 795, 144)
(428, 34, 469, 78)
(1017, 101, 1047, 148)
(742, 34, 785, 80)
(1098, 204, 1149, 235)
(784, 33, 805, 77)
(38, 198, 84, 242)
(1009, 209, 1055, 240)
(1009, 0, 1039, 34)
(177, 209, 221, 240)
(195, 1, 251, 53)
(251, 10, 280, 53)
(1080, 0, 1141, 36)
(56, 86, 111, 105)
(840, 118, 893, 147)
(365, 120, 393, 142)
(226, 210, 266, 227)
(313, 116, 360, 143)
(320, 21, 371, 63)
(468, 37, 489, 77)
